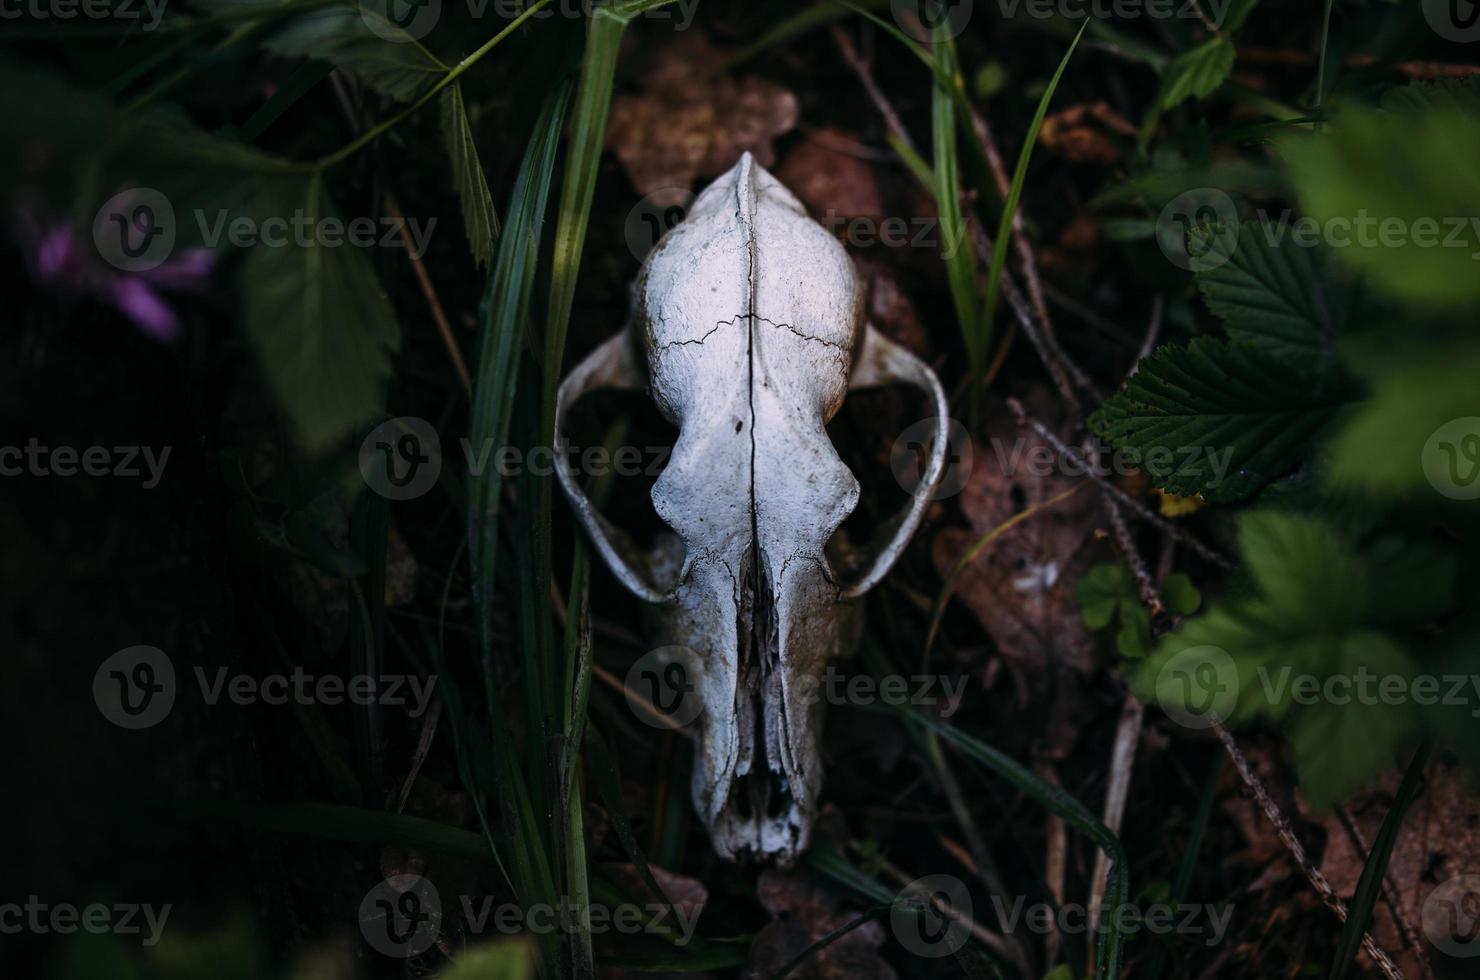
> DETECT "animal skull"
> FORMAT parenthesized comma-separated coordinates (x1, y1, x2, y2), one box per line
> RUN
(555, 153, 948, 864)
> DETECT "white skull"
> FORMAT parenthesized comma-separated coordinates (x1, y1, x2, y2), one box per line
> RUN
(555, 154, 948, 864)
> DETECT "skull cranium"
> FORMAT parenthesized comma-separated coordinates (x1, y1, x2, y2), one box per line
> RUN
(555, 153, 948, 864)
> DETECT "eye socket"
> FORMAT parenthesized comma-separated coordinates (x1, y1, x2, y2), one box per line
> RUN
(822, 384, 925, 570)
(562, 388, 678, 553)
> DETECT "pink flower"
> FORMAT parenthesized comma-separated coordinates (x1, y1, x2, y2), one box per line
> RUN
(13, 197, 215, 343)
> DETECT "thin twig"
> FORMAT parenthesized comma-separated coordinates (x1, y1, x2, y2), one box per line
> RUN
(1338, 805, 1434, 979)
(1006, 398, 1235, 569)
(384, 192, 472, 397)
(1038, 761, 1069, 968)
(964, 103, 1100, 404)
(1087, 694, 1145, 941)
(830, 25, 916, 155)
(1212, 722, 1407, 980)
(1132, 295, 1164, 376)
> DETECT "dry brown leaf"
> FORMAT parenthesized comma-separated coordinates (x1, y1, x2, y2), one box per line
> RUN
(742, 869, 896, 980)
(606, 34, 798, 206)
(602, 862, 710, 924)
(1320, 754, 1480, 973)
(1038, 101, 1136, 165)
(774, 127, 885, 228)
(930, 392, 1103, 755)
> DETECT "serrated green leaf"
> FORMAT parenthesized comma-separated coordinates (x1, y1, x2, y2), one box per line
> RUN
(1325, 340, 1480, 495)
(1363, 535, 1456, 626)
(1158, 37, 1235, 110)
(261, 6, 448, 103)
(1281, 100, 1480, 309)
(1137, 511, 1417, 810)
(440, 82, 498, 268)
(1237, 509, 1367, 628)
(1089, 338, 1358, 503)
(241, 175, 400, 451)
(1288, 632, 1413, 809)
(1197, 220, 1367, 360)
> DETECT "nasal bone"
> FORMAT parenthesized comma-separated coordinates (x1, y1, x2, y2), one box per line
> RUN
(732, 547, 793, 823)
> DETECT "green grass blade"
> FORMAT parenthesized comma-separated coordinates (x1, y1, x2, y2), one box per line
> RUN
(1328, 739, 1435, 980)
(904, 709, 1129, 980)
(980, 18, 1088, 372)
(1146, 754, 1224, 980)
(467, 79, 572, 708)
(247, 803, 491, 859)
(932, 29, 983, 375)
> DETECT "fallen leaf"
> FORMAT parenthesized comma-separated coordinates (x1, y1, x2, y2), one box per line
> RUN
(931, 392, 1104, 756)
(1320, 754, 1480, 974)
(742, 869, 896, 980)
(1039, 101, 1136, 165)
(606, 34, 798, 206)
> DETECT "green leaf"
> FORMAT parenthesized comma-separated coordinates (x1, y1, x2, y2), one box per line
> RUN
(1237, 509, 1367, 628)
(1287, 633, 1413, 808)
(1219, 0, 1262, 32)
(1116, 600, 1153, 659)
(259, 6, 448, 103)
(440, 82, 498, 268)
(981, 19, 1089, 370)
(440, 939, 537, 980)
(1157, 37, 1235, 110)
(240, 175, 400, 451)
(1076, 563, 1129, 629)
(1363, 535, 1456, 626)
(1089, 338, 1358, 503)
(1280, 100, 1480, 309)
(1325, 340, 1480, 495)
(1196, 220, 1366, 360)
(1137, 511, 1417, 810)
(1162, 572, 1202, 616)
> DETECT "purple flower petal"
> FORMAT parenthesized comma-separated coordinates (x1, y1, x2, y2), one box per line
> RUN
(34, 224, 80, 284)
(138, 247, 216, 292)
(108, 277, 181, 342)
